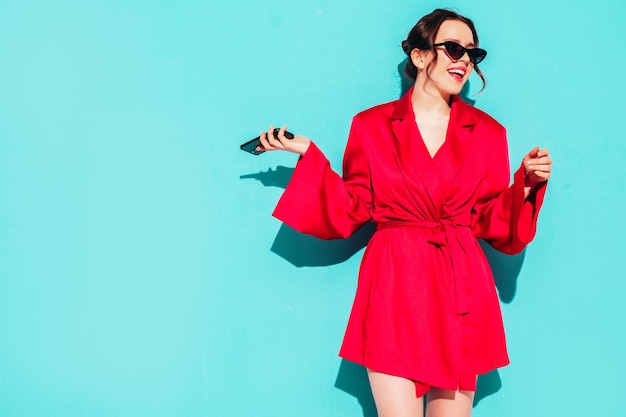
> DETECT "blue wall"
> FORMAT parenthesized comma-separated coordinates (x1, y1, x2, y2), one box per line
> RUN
(1, 1, 625, 416)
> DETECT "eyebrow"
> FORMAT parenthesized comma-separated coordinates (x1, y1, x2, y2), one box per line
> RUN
(440, 38, 476, 48)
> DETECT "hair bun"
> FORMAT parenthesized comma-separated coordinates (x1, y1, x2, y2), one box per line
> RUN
(401, 40, 410, 55)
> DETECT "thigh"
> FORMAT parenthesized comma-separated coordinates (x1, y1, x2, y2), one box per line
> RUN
(367, 369, 424, 417)
(425, 387, 474, 417)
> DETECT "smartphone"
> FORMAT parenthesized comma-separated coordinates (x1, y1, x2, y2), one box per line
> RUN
(240, 128, 295, 155)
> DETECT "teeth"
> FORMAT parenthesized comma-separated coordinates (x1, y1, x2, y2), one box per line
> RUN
(449, 69, 465, 76)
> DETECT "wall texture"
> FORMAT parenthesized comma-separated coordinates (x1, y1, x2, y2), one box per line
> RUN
(1, 1, 625, 416)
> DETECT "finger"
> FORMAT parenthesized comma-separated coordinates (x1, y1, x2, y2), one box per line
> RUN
(523, 148, 539, 167)
(267, 125, 276, 142)
(535, 155, 552, 163)
(529, 165, 552, 174)
(277, 124, 288, 142)
(267, 125, 286, 150)
(531, 171, 551, 180)
(532, 160, 552, 168)
(258, 130, 272, 150)
(527, 146, 540, 158)
(528, 156, 552, 166)
(524, 158, 536, 174)
(537, 148, 550, 158)
(266, 125, 280, 148)
(528, 157, 552, 170)
(531, 169, 551, 178)
(528, 157, 552, 168)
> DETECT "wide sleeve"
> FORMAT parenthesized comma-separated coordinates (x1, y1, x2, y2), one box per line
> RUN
(471, 128, 547, 255)
(272, 117, 373, 240)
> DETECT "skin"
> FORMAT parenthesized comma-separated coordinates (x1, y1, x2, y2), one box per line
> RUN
(409, 20, 552, 198)
(257, 124, 310, 156)
(259, 18, 553, 417)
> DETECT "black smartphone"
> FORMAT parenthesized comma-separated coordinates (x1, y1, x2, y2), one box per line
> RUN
(240, 128, 295, 155)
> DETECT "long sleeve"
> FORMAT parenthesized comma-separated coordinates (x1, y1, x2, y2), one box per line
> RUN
(471, 129, 547, 255)
(272, 117, 373, 240)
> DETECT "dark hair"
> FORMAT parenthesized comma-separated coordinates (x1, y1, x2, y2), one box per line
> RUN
(402, 9, 486, 91)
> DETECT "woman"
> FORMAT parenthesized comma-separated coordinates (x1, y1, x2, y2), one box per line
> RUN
(258, 8, 552, 417)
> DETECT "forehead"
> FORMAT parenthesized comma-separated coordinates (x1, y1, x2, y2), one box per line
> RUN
(435, 19, 474, 44)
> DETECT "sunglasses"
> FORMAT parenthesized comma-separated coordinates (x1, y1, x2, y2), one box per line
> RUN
(433, 41, 487, 65)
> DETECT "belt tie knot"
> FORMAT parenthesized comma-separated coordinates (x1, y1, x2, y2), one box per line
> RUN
(427, 219, 454, 247)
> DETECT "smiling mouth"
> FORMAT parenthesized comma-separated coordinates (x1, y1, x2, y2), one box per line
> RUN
(447, 68, 466, 81)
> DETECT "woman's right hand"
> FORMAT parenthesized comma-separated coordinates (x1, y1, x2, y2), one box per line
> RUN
(258, 125, 311, 156)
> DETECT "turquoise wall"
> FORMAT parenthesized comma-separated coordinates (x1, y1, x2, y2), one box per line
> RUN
(1, 1, 625, 416)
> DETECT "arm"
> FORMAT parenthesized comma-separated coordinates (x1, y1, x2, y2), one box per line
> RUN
(272, 117, 373, 240)
(471, 130, 549, 255)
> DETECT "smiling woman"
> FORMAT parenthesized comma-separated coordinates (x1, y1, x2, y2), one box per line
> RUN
(257, 8, 552, 417)
(402, 9, 486, 91)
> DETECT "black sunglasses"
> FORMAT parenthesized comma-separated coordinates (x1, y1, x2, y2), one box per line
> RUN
(433, 41, 487, 65)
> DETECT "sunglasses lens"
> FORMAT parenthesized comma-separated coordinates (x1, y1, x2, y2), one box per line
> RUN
(471, 49, 487, 65)
(437, 42, 487, 65)
(445, 42, 464, 60)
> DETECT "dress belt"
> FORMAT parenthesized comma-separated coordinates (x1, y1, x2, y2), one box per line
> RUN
(376, 219, 471, 247)
(375, 219, 472, 315)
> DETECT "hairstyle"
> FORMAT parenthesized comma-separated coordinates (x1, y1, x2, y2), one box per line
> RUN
(402, 9, 486, 90)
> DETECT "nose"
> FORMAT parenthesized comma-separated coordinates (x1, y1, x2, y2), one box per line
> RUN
(456, 51, 470, 63)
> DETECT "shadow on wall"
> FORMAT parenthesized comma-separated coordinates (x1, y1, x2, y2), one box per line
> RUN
(334, 360, 377, 417)
(479, 240, 525, 303)
(271, 222, 374, 267)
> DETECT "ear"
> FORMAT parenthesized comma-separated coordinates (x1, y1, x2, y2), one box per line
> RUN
(410, 48, 428, 70)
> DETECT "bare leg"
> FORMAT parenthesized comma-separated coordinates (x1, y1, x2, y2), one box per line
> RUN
(425, 387, 474, 417)
(367, 368, 424, 417)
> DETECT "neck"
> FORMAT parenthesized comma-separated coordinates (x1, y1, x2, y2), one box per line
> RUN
(411, 79, 452, 115)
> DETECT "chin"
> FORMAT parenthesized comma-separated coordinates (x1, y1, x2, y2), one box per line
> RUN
(441, 87, 463, 97)
(446, 81, 466, 96)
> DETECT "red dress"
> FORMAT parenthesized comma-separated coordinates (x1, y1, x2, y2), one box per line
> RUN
(272, 89, 547, 394)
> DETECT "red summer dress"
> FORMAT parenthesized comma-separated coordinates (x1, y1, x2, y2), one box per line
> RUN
(272, 89, 547, 395)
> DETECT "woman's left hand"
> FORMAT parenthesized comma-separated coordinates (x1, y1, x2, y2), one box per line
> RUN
(523, 146, 552, 188)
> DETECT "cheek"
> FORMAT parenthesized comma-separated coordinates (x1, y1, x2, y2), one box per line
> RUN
(429, 59, 450, 75)
(432, 53, 454, 71)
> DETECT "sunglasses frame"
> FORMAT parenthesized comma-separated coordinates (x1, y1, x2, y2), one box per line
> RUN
(432, 41, 487, 65)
